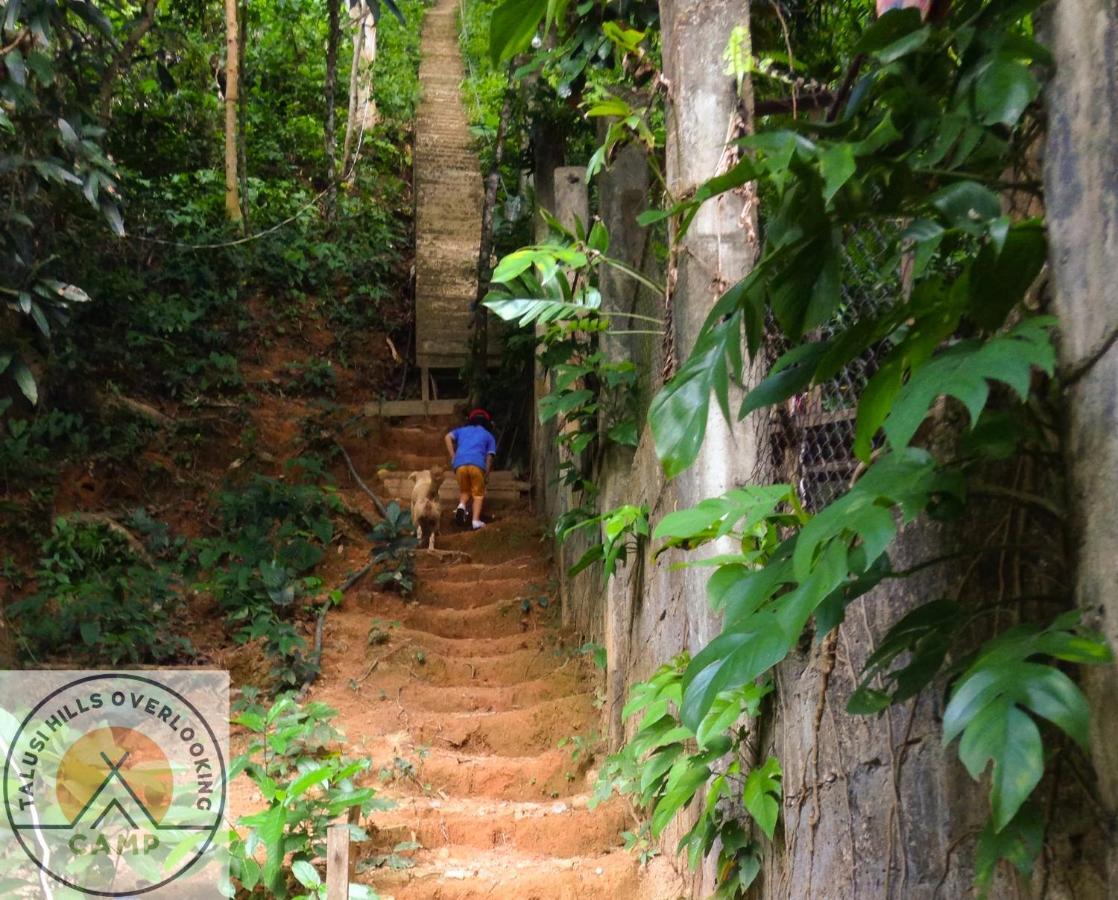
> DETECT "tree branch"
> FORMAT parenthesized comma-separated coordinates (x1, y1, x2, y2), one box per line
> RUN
(98, 0, 160, 122)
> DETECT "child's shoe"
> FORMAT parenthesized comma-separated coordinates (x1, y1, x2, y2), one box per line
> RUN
(471, 520, 486, 530)
(455, 505, 469, 527)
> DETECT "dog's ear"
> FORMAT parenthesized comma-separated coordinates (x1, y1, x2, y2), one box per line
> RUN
(408, 472, 417, 482)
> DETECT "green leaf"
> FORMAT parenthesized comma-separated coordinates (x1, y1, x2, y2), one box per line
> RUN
(853, 9, 928, 62)
(848, 599, 961, 714)
(794, 449, 938, 582)
(288, 764, 335, 799)
(651, 758, 710, 837)
(650, 315, 740, 478)
(930, 181, 1001, 230)
(484, 294, 601, 326)
(240, 803, 286, 889)
(680, 613, 791, 732)
(975, 803, 1044, 894)
(743, 757, 782, 839)
(10, 360, 37, 404)
(489, 0, 547, 64)
(959, 699, 1043, 830)
(818, 144, 855, 204)
(290, 860, 321, 888)
(975, 58, 1039, 127)
(881, 318, 1056, 450)
(968, 222, 1046, 331)
(739, 342, 829, 418)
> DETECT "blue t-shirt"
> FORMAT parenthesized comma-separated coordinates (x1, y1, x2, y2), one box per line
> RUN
(450, 425, 496, 470)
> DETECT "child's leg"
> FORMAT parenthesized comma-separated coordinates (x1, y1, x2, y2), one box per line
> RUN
(454, 467, 471, 524)
(470, 466, 486, 527)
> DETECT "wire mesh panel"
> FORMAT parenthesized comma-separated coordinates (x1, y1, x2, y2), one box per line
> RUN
(764, 222, 900, 510)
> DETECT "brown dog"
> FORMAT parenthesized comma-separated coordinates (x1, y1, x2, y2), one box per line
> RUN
(409, 467, 446, 550)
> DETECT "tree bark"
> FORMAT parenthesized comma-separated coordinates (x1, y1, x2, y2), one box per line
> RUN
(342, 2, 377, 180)
(98, 0, 160, 123)
(323, 0, 341, 221)
(236, 0, 249, 223)
(223, 0, 242, 222)
(342, 4, 366, 178)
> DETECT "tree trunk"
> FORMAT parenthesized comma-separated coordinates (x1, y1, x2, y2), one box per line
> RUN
(342, 4, 366, 178)
(98, 0, 160, 123)
(342, 2, 377, 180)
(223, 0, 241, 222)
(237, 0, 249, 223)
(323, 0, 341, 221)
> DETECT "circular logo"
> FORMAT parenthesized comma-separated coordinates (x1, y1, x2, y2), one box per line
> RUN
(3, 672, 227, 896)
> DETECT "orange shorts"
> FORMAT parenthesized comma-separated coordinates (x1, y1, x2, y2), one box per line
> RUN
(455, 465, 486, 499)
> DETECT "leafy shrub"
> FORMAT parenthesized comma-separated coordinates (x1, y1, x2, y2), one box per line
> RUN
(10, 516, 193, 664)
(0, 401, 90, 484)
(225, 692, 388, 898)
(369, 501, 417, 594)
(282, 359, 338, 398)
(194, 477, 340, 688)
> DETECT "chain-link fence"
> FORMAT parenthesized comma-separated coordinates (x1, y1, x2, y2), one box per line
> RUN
(761, 222, 901, 510)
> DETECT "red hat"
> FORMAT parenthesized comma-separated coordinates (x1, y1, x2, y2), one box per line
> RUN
(468, 408, 492, 421)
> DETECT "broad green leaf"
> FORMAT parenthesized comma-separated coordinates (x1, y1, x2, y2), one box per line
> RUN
(650, 315, 741, 478)
(853, 9, 928, 61)
(793, 449, 937, 582)
(958, 698, 1043, 830)
(881, 318, 1056, 450)
(290, 859, 321, 888)
(680, 614, 789, 731)
(743, 757, 782, 839)
(848, 599, 961, 714)
(975, 58, 1039, 127)
(489, 0, 547, 64)
(968, 222, 1046, 331)
(10, 360, 37, 404)
(930, 181, 1001, 230)
(288, 764, 335, 799)
(975, 803, 1043, 893)
(818, 144, 855, 203)
(739, 341, 830, 418)
(240, 803, 286, 889)
(651, 758, 710, 837)
(484, 294, 601, 327)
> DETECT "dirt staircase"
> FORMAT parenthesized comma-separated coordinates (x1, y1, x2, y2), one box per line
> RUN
(307, 416, 686, 899)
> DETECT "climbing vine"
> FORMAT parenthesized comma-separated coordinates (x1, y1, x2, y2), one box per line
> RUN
(486, 0, 1113, 894)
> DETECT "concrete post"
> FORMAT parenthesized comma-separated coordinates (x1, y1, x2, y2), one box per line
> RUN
(532, 167, 589, 528)
(1044, 0, 1118, 887)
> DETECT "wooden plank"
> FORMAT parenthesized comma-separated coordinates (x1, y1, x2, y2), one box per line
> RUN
(362, 399, 466, 418)
(379, 476, 529, 496)
(325, 823, 350, 900)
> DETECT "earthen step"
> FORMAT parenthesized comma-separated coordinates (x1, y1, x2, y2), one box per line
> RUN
(358, 847, 649, 900)
(364, 625, 570, 663)
(365, 637, 578, 686)
(358, 739, 594, 802)
(366, 795, 629, 858)
(415, 562, 552, 586)
(361, 695, 596, 757)
(417, 576, 552, 610)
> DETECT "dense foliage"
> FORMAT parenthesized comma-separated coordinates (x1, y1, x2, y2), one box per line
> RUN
(483, 0, 1112, 893)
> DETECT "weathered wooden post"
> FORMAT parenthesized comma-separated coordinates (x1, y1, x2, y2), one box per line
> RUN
(325, 822, 351, 900)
